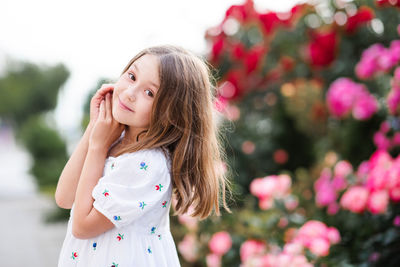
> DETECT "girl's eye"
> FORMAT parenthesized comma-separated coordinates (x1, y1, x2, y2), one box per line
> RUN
(128, 73, 136, 81)
(145, 89, 154, 98)
(128, 73, 153, 97)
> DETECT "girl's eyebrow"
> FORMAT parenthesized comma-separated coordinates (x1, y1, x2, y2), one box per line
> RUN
(130, 64, 160, 90)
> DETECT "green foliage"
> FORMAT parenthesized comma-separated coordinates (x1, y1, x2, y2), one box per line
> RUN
(16, 114, 68, 188)
(0, 59, 69, 127)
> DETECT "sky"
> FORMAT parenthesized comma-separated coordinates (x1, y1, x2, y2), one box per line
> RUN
(1, 0, 304, 150)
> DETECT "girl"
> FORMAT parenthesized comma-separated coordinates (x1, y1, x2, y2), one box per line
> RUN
(55, 45, 233, 267)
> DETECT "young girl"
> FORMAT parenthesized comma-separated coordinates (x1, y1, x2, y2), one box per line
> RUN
(55, 45, 233, 266)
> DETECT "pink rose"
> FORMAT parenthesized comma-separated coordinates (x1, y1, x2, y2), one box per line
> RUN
(309, 237, 330, 257)
(240, 239, 266, 262)
(178, 234, 198, 262)
(355, 43, 385, 79)
(355, 58, 377, 79)
(334, 160, 353, 177)
(314, 168, 332, 192)
(284, 195, 299, 210)
(208, 231, 232, 256)
(259, 196, 274, 210)
(296, 220, 328, 247)
(290, 254, 313, 267)
(394, 67, 400, 82)
(387, 87, 400, 115)
(327, 202, 340, 215)
(249, 176, 277, 199)
(331, 175, 348, 191)
(340, 186, 369, 213)
(327, 227, 341, 244)
(379, 121, 391, 133)
(357, 161, 370, 181)
(369, 149, 392, 169)
(373, 132, 391, 150)
(315, 184, 337, 206)
(393, 215, 400, 227)
(366, 166, 390, 192)
(390, 187, 400, 201)
(214, 95, 228, 113)
(352, 93, 378, 120)
(251, 174, 293, 210)
(259, 254, 277, 266)
(390, 40, 400, 63)
(206, 253, 221, 267)
(275, 174, 292, 197)
(326, 78, 359, 118)
(393, 132, 400, 146)
(387, 157, 400, 190)
(178, 205, 198, 231)
(223, 104, 241, 121)
(283, 242, 304, 255)
(367, 190, 389, 214)
(377, 48, 396, 71)
(326, 78, 377, 120)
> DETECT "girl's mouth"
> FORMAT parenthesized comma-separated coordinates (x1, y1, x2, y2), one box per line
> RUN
(118, 97, 134, 112)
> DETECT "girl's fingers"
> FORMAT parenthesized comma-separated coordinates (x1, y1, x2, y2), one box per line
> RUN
(98, 84, 114, 95)
(105, 93, 111, 121)
(94, 85, 114, 101)
(99, 99, 105, 120)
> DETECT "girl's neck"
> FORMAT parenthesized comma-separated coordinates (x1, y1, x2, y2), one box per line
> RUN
(123, 126, 148, 144)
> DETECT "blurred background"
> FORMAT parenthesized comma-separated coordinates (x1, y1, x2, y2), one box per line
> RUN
(1, 0, 400, 266)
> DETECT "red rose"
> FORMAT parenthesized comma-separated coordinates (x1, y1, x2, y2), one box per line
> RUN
(258, 12, 281, 34)
(308, 30, 337, 67)
(219, 69, 244, 100)
(345, 6, 374, 34)
(376, 0, 400, 8)
(211, 37, 225, 62)
(231, 42, 246, 60)
(244, 45, 266, 74)
(224, 0, 255, 23)
(280, 56, 295, 71)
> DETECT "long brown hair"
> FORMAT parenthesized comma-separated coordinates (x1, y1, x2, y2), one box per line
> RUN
(113, 45, 233, 220)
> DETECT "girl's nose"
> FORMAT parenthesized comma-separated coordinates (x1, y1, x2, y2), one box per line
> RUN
(126, 85, 137, 102)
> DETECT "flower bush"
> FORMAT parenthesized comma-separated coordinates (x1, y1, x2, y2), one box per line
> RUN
(169, 1, 400, 266)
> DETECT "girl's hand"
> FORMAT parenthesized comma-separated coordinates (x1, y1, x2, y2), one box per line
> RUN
(89, 84, 115, 128)
(89, 92, 125, 153)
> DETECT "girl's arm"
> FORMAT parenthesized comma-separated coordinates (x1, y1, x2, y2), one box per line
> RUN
(72, 145, 114, 239)
(72, 93, 123, 239)
(55, 84, 116, 209)
(54, 123, 94, 209)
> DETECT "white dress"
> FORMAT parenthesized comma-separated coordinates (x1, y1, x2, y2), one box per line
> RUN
(57, 146, 181, 267)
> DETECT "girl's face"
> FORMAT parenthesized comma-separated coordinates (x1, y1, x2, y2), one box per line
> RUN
(112, 54, 160, 129)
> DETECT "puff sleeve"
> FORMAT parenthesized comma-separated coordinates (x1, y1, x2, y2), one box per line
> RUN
(91, 148, 171, 228)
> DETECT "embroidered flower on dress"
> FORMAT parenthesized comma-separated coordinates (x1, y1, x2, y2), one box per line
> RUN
(113, 215, 121, 221)
(111, 162, 116, 170)
(162, 201, 167, 208)
(111, 262, 119, 267)
(71, 252, 78, 259)
(140, 161, 148, 170)
(139, 201, 146, 210)
(147, 246, 152, 254)
(155, 184, 163, 191)
(151, 226, 156, 234)
(117, 233, 124, 241)
(158, 234, 162, 240)
(102, 189, 109, 197)
(93, 242, 97, 250)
